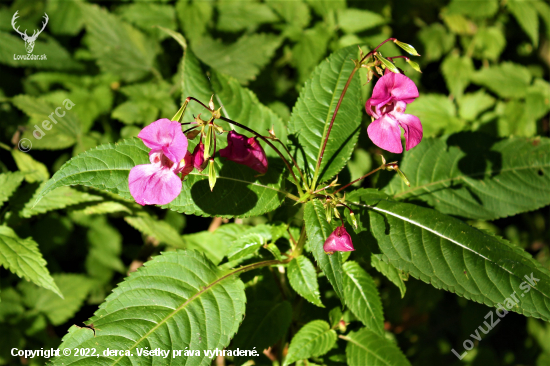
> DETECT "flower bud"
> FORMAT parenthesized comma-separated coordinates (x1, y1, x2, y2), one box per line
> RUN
(219, 131, 268, 174)
(180, 150, 194, 178)
(324, 225, 354, 255)
(192, 142, 207, 172)
(208, 159, 217, 191)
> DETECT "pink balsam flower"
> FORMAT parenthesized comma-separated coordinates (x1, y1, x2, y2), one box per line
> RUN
(324, 225, 354, 254)
(219, 131, 268, 174)
(129, 119, 189, 205)
(366, 72, 422, 154)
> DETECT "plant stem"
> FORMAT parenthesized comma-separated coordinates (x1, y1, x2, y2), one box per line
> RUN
(334, 166, 384, 194)
(274, 139, 308, 190)
(292, 222, 307, 257)
(313, 67, 358, 188)
(185, 97, 303, 192)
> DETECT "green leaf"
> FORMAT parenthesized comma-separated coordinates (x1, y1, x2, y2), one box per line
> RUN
(386, 134, 550, 220)
(50, 250, 246, 365)
(288, 256, 324, 307)
(125, 215, 185, 247)
(217, 0, 279, 32)
(508, 0, 539, 47)
(176, 0, 214, 42)
(37, 138, 289, 219)
(304, 200, 344, 300)
(227, 225, 272, 261)
(211, 71, 289, 152)
(457, 90, 496, 121)
(45, 0, 85, 35)
(117, 3, 176, 40)
(283, 320, 337, 366)
(19, 274, 93, 325)
(266, 0, 310, 29)
(446, 0, 498, 18)
(441, 54, 473, 98)
(181, 46, 213, 118)
(20, 186, 103, 218)
(12, 95, 81, 150)
(192, 33, 282, 84)
(0, 226, 61, 297)
(231, 301, 292, 365)
(81, 3, 159, 82)
(11, 150, 50, 183)
(288, 45, 362, 185)
(471, 62, 532, 99)
(345, 328, 411, 366)
(290, 24, 332, 83)
(466, 26, 506, 61)
(0, 172, 24, 208)
(342, 261, 384, 335)
(305, 0, 346, 17)
(405, 94, 464, 137)
(371, 254, 407, 298)
(337, 9, 385, 34)
(350, 199, 550, 321)
(417, 23, 455, 62)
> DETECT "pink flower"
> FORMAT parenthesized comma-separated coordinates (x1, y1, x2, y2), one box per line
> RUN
(129, 119, 188, 205)
(365, 73, 422, 154)
(192, 141, 206, 172)
(324, 225, 354, 254)
(219, 131, 268, 174)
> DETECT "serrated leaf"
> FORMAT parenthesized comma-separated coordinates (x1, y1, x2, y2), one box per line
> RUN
(508, 0, 539, 47)
(446, 0, 498, 18)
(342, 261, 384, 334)
(417, 23, 455, 62)
(176, 0, 214, 42)
(284, 320, 337, 366)
(441, 54, 473, 98)
(192, 33, 282, 84)
(471, 62, 532, 99)
(181, 47, 213, 119)
(337, 9, 386, 34)
(231, 301, 292, 365)
(304, 200, 344, 300)
(117, 3, 176, 40)
(51, 251, 245, 365)
(20, 186, 103, 218)
(45, 0, 84, 35)
(217, 0, 279, 32)
(125, 215, 184, 247)
(0, 226, 61, 297)
(288, 45, 362, 185)
(386, 133, 550, 220)
(81, 3, 159, 82)
(291, 23, 332, 83)
(349, 199, 550, 321)
(36, 138, 289, 218)
(371, 254, 406, 298)
(19, 274, 93, 326)
(457, 90, 496, 121)
(404, 94, 464, 137)
(227, 226, 272, 261)
(0, 172, 24, 207)
(345, 328, 411, 366)
(288, 256, 324, 307)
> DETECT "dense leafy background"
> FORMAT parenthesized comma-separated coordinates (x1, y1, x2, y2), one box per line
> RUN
(0, 0, 549, 365)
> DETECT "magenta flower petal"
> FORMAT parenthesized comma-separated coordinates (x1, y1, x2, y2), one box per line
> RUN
(367, 115, 404, 154)
(219, 131, 268, 174)
(324, 226, 354, 254)
(138, 119, 188, 163)
(192, 142, 206, 172)
(180, 150, 194, 178)
(129, 164, 182, 206)
(396, 113, 423, 151)
(370, 73, 419, 106)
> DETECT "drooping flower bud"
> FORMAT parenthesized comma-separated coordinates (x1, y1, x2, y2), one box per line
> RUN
(180, 150, 194, 178)
(219, 131, 268, 174)
(324, 225, 354, 254)
(192, 141, 206, 172)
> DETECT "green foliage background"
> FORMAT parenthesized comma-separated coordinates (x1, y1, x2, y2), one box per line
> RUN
(0, 0, 549, 365)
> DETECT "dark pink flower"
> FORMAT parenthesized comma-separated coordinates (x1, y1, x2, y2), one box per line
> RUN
(324, 225, 354, 254)
(180, 150, 194, 178)
(129, 119, 188, 205)
(219, 131, 268, 174)
(192, 141, 206, 172)
(366, 73, 422, 154)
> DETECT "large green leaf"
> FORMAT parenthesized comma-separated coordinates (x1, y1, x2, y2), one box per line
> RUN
(125, 215, 185, 247)
(20, 186, 103, 218)
(51, 250, 246, 365)
(345, 328, 411, 366)
(471, 62, 532, 99)
(36, 138, 289, 218)
(288, 256, 324, 307)
(342, 261, 384, 335)
(348, 198, 550, 321)
(288, 45, 362, 185)
(304, 200, 344, 300)
(385, 134, 550, 220)
(0, 172, 24, 207)
(283, 320, 337, 366)
(0, 226, 61, 297)
(181, 47, 213, 118)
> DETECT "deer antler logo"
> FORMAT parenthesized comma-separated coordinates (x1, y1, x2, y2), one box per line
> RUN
(11, 11, 49, 54)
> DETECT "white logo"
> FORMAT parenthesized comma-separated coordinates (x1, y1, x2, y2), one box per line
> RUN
(11, 11, 49, 54)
